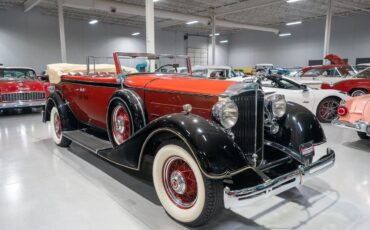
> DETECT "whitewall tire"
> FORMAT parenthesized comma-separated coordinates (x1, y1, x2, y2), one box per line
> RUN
(152, 140, 222, 226)
(50, 107, 71, 147)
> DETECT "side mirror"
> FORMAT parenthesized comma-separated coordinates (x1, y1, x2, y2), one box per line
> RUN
(301, 84, 308, 91)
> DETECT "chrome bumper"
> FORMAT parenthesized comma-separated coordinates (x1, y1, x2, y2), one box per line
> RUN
(0, 100, 45, 109)
(332, 120, 370, 136)
(224, 148, 335, 209)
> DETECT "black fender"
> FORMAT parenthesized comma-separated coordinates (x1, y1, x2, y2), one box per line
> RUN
(43, 91, 78, 131)
(106, 89, 147, 144)
(265, 102, 326, 154)
(98, 113, 249, 179)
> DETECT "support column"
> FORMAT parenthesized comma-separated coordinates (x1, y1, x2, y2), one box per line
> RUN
(323, 0, 332, 61)
(57, 0, 67, 63)
(145, 0, 155, 71)
(211, 15, 216, 65)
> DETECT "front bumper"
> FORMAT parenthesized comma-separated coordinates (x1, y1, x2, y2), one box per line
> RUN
(332, 119, 370, 136)
(0, 100, 45, 109)
(224, 148, 335, 209)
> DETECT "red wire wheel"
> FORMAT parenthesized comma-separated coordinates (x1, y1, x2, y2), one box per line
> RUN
(111, 104, 131, 145)
(162, 156, 198, 209)
(53, 111, 62, 139)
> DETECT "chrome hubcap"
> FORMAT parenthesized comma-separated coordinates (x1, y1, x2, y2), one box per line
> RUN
(170, 171, 186, 194)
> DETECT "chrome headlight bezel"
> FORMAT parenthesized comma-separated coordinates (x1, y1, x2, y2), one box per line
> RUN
(212, 98, 239, 129)
(47, 85, 55, 93)
(266, 94, 286, 118)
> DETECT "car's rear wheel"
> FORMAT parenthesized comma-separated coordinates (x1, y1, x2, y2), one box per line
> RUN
(152, 140, 223, 227)
(50, 107, 71, 147)
(351, 89, 368, 97)
(357, 132, 370, 140)
(109, 100, 132, 146)
(316, 97, 340, 123)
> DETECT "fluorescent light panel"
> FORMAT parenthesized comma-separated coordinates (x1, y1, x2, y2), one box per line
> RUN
(279, 33, 292, 37)
(131, 32, 140, 36)
(219, 40, 228, 43)
(89, 19, 98, 25)
(186, 20, 199, 25)
(286, 21, 302, 26)
(286, 0, 303, 3)
(209, 33, 220, 37)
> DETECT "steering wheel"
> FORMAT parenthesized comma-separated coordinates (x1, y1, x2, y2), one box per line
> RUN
(155, 64, 178, 73)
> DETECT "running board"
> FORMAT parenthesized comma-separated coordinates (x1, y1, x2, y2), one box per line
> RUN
(63, 130, 113, 154)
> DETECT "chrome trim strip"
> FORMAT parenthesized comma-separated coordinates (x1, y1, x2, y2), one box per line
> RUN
(332, 119, 370, 135)
(0, 100, 45, 109)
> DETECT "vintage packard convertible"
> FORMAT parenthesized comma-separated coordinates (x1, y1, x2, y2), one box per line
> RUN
(43, 53, 335, 226)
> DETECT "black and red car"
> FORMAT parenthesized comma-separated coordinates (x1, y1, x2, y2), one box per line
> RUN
(43, 52, 335, 226)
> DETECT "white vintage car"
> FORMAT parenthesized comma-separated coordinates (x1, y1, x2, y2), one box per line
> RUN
(260, 76, 348, 122)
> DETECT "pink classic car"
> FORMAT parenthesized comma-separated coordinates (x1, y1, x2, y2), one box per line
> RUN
(332, 94, 370, 139)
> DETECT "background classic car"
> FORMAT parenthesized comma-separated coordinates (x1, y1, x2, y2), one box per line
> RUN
(321, 67, 370, 96)
(43, 52, 335, 226)
(292, 54, 357, 89)
(333, 94, 370, 140)
(0, 67, 52, 111)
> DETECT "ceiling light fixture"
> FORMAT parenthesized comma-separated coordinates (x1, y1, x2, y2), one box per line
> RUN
(286, 21, 302, 26)
(153, 0, 160, 2)
(286, 0, 303, 3)
(209, 33, 220, 37)
(279, 33, 292, 37)
(219, 40, 228, 43)
(186, 20, 199, 25)
(89, 19, 98, 25)
(131, 32, 141, 36)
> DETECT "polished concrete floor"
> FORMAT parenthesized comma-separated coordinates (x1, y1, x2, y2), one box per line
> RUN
(1, 110, 370, 230)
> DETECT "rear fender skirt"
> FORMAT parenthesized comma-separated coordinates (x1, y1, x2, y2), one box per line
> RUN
(43, 91, 78, 130)
(106, 89, 147, 143)
(265, 102, 326, 154)
(99, 113, 250, 179)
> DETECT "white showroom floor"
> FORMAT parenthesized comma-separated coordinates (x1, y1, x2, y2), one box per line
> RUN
(1, 110, 370, 230)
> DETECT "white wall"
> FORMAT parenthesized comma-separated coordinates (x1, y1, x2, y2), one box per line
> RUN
(228, 14, 370, 67)
(0, 7, 188, 72)
(0, 6, 230, 73)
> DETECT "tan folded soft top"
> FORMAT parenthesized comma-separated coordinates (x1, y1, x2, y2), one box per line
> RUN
(47, 63, 137, 84)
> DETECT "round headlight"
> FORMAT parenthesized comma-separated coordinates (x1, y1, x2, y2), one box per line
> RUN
(267, 94, 286, 118)
(212, 99, 239, 129)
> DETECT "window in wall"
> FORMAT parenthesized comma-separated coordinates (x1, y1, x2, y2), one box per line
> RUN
(187, 48, 208, 66)
(308, 60, 323, 66)
(356, 58, 370, 65)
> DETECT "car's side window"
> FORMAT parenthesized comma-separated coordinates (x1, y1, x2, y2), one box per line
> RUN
(192, 69, 207, 78)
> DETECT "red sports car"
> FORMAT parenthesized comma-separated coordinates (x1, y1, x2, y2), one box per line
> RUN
(321, 67, 370, 96)
(0, 67, 52, 111)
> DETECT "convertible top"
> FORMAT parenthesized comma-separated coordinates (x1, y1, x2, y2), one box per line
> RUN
(47, 63, 137, 84)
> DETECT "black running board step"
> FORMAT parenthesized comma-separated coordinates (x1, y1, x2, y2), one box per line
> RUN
(63, 130, 113, 154)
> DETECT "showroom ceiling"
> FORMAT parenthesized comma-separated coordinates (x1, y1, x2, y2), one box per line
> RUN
(1, 0, 370, 35)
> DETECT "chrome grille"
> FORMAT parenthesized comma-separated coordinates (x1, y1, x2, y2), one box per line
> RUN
(231, 89, 264, 157)
(1, 92, 45, 102)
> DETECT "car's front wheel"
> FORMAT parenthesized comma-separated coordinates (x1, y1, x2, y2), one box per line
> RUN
(357, 132, 370, 140)
(351, 89, 368, 97)
(316, 97, 340, 123)
(108, 100, 132, 146)
(152, 140, 223, 227)
(50, 107, 71, 147)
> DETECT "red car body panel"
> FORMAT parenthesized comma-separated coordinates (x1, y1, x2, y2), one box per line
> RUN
(60, 73, 232, 129)
(321, 78, 370, 93)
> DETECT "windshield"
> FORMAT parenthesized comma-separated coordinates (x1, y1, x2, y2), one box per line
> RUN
(263, 77, 301, 90)
(115, 53, 190, 75)
(354, 68, 370, 79)
(302, 66, 355, 78)
(0, 69, 36, 80)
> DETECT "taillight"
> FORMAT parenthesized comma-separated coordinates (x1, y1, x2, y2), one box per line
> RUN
(337, 106, 348, 116)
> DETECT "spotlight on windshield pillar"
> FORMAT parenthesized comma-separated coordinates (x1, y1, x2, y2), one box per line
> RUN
(89, 19, 98, 25)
